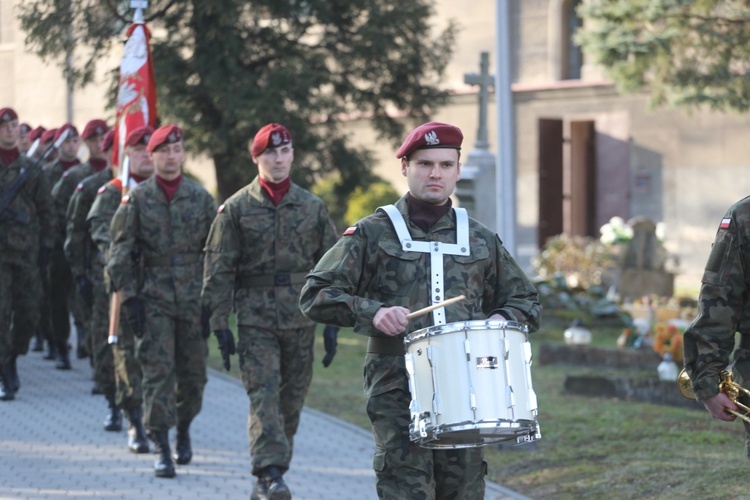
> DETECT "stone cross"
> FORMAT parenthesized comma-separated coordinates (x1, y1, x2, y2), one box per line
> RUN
(463, 51, 495, 150)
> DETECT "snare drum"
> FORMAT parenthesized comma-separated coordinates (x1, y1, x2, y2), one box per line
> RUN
(404, 320, 541, 448)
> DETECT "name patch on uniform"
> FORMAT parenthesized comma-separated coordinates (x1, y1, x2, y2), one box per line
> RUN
(343, 226, 357, 236)
(720, 217, 731, 229)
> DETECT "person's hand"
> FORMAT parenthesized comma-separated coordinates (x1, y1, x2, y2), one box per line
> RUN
(322, 325, 339, 367)
(76, 275, 93, 308)
(122, 297, 146, 338)
(200, 306, 211, 339)
(214, 329, 236, 371)
(703, 392, 739, 422)
(373, 306, 410, 336)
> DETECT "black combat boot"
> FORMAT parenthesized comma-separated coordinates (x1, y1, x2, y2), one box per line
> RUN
(75, 322, 89, 359)
(31, 331, 44, 352)
(103, 391, 123, 431)
(0, 364, 14, 401)
(251, 466, 291, 500)
(8, 355, 19, 393)
(126, 408, 149, 453)
(42, 341, 56, 360)
(149, 430, 176, 478)
(173, 419, 193, 465)
(55, 342, 71, 370)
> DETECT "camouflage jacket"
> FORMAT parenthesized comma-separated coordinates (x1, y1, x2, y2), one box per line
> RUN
(108, 176, 216, 306)
(202, 177, 338, 331)
(683, 196, 750, 400)
(300, 195, 541, 338)
(0, 153, 55, 261)
(51, 162, 94, 246)
(63, 168, 113, 278)
(87, 178, 125, 257)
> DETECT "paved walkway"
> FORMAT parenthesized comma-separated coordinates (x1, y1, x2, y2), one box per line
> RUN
(0, 343, 527, 499)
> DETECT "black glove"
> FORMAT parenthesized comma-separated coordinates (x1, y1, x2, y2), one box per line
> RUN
(76, 275, 93, 308)
(122, 297, 146, 338)
(322, 325, 339, 368)
(214, 329, 236, 371)
(37, 247, 50, 272)
(200, 306, 211, 339)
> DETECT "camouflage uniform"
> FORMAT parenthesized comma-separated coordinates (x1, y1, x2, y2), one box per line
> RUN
(683, 196, 750, 457)
(108, 176, 216, 432)
(201, 177, 338, 476)
(300, 195, 541, 499)
(88, 178, 142, 411)
(0, 153, 55, 366)
(64, 168, 114, 391)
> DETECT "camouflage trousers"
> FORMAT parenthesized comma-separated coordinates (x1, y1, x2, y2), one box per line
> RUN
(237, 325, 315, 476)
(46, 246, 73, 345)
(113, 313, 144, 411)
(364, 353, 486, 500)
(89, 262, 114, 393)
(0, 255, 42, 365)
(135, 299, 207, 431)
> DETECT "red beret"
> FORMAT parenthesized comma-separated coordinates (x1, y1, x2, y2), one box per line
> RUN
(101, 130, 115, 151)
(0, 108, 18, 123)
(147, 124, 182, 153)
(81, 119, 109, 139)
(251, 123, 292, 157)
(19, 123, 32, 134)
(41, 128, 57, 144)
(126, 125, 154, 147)
(395, 121, 463, 159)
(29, 126, 46, 142)
(54, 124, 79, 142)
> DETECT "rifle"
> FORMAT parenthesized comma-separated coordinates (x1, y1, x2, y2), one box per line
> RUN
(0, 129, 70, 226)
(108, 155, 131, 345)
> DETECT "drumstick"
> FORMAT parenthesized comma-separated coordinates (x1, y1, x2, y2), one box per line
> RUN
(405, 295, 466, 320)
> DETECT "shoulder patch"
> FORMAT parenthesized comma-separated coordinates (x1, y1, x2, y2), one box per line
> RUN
(62, 171, 69, 178)
(720, 217, 731, 230)
(343, 226, 357, 236)
(217, 204, 225, 213)
(121, 195, 130, 205)
(76, 183, 84, 191)
(97, 185, 107, 194)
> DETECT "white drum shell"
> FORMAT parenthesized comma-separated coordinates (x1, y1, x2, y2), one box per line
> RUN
(404, 320, 540, 448)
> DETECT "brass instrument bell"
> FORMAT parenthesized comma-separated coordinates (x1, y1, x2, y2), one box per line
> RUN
(678, 368, 750, 424)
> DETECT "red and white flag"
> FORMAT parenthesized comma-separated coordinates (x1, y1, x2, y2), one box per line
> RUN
(112, 20, 157, 169)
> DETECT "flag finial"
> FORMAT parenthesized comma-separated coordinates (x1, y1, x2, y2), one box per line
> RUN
(130, 0, 148, 23)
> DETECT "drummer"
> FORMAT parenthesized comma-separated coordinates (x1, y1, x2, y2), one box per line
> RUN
(300, 121, 541, 499)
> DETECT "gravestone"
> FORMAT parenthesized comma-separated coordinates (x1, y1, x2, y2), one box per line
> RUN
(618, 216, 674, 300)
(454, 52, 497, 231)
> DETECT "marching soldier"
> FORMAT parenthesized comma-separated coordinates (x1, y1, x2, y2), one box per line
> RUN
(65, 130, 119, 428)
(18, 123, 32, 155)
(201, 123, 339, 499)
(108, 124, 216, 478)
(53, 118, 110, 360)
(0, 108, 55, 400)
(42, 124, 82, 370)
(300, 122, 541, 499)
(87, 125, 154, 453)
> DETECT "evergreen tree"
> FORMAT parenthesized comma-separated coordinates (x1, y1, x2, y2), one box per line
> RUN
(19, 1, 456, 200)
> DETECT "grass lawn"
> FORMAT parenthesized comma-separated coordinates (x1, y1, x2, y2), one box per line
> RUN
(206, 322, 748, 499)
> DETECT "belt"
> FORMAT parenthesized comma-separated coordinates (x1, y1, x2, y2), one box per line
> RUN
(143, 253, 202, 267)
(740, 335, 750, 350)
(367, 336, 406, 356)
(238, 272, 308, 288)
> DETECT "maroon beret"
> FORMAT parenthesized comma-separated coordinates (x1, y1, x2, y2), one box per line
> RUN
(0, 108, 18, 123)
(251, 123, 292, 157)
(147, 124, 182, 153)
(81, 119, 109, 139)
(126, 125, 154, 147)
(395, 121, 463, 159)
(54, 124, 79, 142)
(19, 123, 32, 134)
(29, 126, 47, 142)
(101, 130, 115, 151)
(41, 128, 57, 144)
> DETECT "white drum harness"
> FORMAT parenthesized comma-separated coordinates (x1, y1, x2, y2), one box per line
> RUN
(378, 204, 470, 326)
